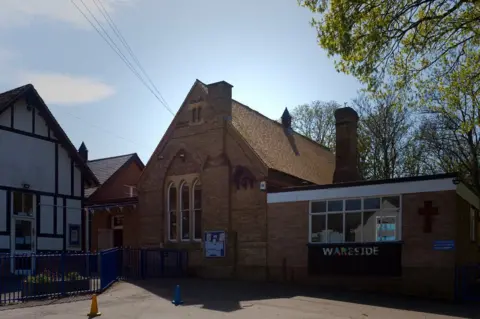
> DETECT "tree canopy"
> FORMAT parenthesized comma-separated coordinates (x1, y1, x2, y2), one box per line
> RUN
(299, 0, 480, 90)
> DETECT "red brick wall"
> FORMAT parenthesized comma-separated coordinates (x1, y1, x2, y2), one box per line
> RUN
(401, 191, 457, 299)
(89, 160, 143, 251)
(265, 190, 461, 300)
(89, 160, 143, 202)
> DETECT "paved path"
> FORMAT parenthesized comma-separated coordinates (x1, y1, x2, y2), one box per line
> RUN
(1, 279, 479, 318)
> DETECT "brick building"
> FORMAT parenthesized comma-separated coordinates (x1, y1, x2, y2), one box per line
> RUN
(137, 79, 479, 299)
(85, 153, 144, 251)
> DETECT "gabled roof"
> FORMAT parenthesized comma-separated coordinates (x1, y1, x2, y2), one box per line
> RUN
(0, 84, 99, 186)
(85, 153, 144, 198)
(231, 101, 334, 185)
(138, 79, 335, 186)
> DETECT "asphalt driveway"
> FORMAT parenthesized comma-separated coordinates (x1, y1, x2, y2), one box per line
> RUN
(1, 278, 479, 318)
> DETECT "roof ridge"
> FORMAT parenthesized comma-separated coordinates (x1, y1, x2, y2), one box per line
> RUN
(232, 100, 332, 152)
(0, 83, 32, 96)
(88, 153, 136, 163)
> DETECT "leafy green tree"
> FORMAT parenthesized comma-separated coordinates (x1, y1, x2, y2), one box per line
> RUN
(299, 0, 480, 91)
(418, 50, 480, 192)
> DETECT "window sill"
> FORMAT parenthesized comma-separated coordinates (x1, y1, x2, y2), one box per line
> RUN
(307, 241, 404, 247)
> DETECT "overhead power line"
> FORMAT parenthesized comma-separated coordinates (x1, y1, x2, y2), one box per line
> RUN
(92, 0, 170, 108)
(70, 0, 174, 116)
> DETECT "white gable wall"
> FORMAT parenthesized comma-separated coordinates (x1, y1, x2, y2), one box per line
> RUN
(0, 94, 86, 253)
(0, 130, 56, 192)
(35, 109, 49, 137)
(58, 146, 71, 195)
(0, 107, 10, 126)
(12, 99, 33, 133)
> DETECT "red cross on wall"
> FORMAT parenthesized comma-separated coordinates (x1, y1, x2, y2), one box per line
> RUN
(418, 201, 439, 233)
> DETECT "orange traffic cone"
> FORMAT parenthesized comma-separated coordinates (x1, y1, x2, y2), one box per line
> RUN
(87, 294, 101, 317)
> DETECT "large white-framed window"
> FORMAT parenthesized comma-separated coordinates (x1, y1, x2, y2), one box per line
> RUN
(180, 182, 190, 241)
(167, 183, 177, 241)
(309, 195, 401, 244)
(192, 179, 202, 241)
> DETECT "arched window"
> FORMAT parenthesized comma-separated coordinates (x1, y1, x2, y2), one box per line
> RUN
(180, 182, 190, 240)
(167, 183, 177, 241)
(192, 180, 202, 240)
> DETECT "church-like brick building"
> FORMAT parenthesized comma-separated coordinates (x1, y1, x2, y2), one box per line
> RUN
(137, 79, 480, 300)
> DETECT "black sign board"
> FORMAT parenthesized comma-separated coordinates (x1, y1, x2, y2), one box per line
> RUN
(308, 242, 402, 276)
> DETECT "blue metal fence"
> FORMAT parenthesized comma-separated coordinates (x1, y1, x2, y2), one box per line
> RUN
(0, 248, 188, 305)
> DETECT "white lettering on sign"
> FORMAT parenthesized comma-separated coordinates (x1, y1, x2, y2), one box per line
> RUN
(322, 246, 379, 256)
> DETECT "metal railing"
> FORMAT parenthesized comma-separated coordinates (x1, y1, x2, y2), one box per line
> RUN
(0, 248, 188, 305)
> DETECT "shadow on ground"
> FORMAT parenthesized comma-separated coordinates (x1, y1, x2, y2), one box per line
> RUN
(126, 277, 480, 317)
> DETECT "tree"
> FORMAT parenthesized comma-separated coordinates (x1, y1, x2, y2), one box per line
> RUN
(290, 100, 340, 149)
(299, 0, 480, 91)
(418, 50, 480, 192)
(290, 91, 426, 181)
(353, 87, 427, 180)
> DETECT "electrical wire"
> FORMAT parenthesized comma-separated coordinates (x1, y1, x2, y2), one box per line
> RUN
(70, 0, 174, 116)
(92, 0, 170, 109)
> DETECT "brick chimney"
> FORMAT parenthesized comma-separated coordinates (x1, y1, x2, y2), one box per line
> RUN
(333, 107, 360, 183)
(206, 81, 233, 120)
(78, 142, 88, 162)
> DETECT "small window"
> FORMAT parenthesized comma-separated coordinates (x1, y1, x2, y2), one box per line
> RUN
(167, 184, 177, 241)
(364, 198, 380, 210)
(345, 199, 361, 211)
(193, 180, 202, 241)
(382, 196, 400, 209)
(326, 213, 344, 243)
(197, 106, 202, 121)
(311, 214, 326, 243)
(327, 200, 343, 212)
(180, 183, 190, 241)
(311, 201, 326, 213)
(13, 192, 34, 217)
(112, 215, 124, 229)
(192, 108, 197, 122)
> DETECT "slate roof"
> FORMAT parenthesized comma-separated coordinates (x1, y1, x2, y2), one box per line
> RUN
(85, 153, 143, 197)
(0, 85, 30, 111)
(231, 101, 335, 185)
(0, 84, 99, 186)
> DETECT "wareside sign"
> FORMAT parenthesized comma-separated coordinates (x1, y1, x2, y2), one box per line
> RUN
(322, 246, 379, 256)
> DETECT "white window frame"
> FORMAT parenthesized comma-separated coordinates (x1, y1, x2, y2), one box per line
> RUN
(308, 195, 402, 244)
(13, 192, 35, 217)
(167, 183, 177, 242)
(179, 181, 190, 242)
(111, 215, 124, 230)
(192, 179, 202, 241)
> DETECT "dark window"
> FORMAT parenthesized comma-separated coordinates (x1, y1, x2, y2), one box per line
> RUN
(193, 180, 202, 240)
(197, 107, 202, 121)
(168, 184, 177, 241)
(192, 108, 197, 122)
(180, 183, 190, 240)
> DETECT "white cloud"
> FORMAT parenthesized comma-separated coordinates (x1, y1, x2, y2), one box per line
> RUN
(17, 72, 115, 105)
(0, 0, 136, 30)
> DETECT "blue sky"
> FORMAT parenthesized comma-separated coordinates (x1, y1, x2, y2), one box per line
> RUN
(0, 0, 361, 163)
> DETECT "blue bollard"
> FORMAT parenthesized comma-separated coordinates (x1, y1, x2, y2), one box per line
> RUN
(172, 285, 184, 306)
